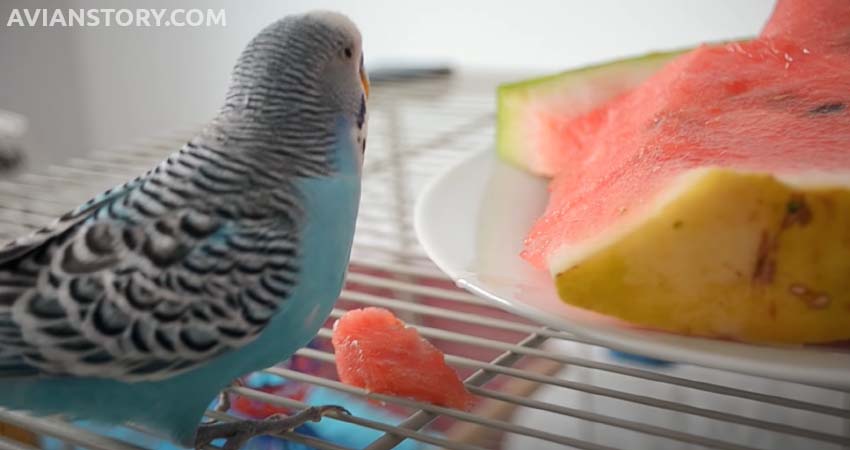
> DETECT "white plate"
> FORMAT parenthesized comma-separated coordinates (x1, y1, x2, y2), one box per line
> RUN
(415, 150, 850, 388)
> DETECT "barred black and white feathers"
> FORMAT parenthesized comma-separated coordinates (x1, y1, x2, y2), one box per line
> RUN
(0, 134, 304, 381)
(219, 11, 369, 176)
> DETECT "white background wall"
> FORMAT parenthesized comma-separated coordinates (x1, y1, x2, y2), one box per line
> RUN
(0, 0, 775, 166)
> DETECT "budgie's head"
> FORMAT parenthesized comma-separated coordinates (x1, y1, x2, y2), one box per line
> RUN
(221, 11, 369, 166)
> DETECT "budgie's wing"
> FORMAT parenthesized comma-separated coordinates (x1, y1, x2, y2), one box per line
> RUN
(0, 177, 301, 381)
(0, 177, 146, 264)
(0, 178, 145, 374)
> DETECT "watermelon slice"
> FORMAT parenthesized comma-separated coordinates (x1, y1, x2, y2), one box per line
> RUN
(498, 50, 685, 177)
(331, 307, 474, 410)
(497, 0, 850, 344)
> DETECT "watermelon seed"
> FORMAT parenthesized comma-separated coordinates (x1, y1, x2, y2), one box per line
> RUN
(788, 283, 831, 310)
(782, 195, 812, 228)
(809, 102, 846, 115)
(789, 283, 808, 296)
(787, 201, 802, 214)
(810, 295, 831, 309)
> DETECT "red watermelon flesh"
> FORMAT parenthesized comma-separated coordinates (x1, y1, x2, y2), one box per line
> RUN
(524, 0, 850, 270)
(331, 307, 474, 410)
(761, 0, 849, 48)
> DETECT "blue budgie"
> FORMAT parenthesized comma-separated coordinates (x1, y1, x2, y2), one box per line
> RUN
(0, 10, 369, 449)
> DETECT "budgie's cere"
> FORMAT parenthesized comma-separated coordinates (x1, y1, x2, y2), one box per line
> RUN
(0, 10, 368, 447)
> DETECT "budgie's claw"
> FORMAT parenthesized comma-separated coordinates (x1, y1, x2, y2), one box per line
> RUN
(194, 405, 351, 450)
(213, 378, 246, 415)
(214, 391, 231, 415)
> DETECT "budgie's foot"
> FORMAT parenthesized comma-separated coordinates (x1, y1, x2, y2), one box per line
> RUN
(213, 378, 246, 415)
(194, 405, 350, 450)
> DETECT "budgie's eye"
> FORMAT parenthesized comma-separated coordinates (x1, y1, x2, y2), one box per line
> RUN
(343, 47, 353, 59)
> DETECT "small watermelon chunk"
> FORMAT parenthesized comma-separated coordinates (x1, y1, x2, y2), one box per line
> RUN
(497, 0, 850, 344)
(331, 307, 474, 410)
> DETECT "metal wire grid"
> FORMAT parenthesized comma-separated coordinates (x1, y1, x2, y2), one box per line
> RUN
(0, 75, 847, 450)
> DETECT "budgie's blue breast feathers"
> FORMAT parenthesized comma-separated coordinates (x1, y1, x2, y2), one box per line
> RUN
(0, 134, 308, 382)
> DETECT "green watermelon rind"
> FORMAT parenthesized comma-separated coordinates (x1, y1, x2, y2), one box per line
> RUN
(497, 50, 689, 175)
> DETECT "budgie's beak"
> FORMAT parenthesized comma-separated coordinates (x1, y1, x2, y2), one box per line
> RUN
(360, 57, 370, 98)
